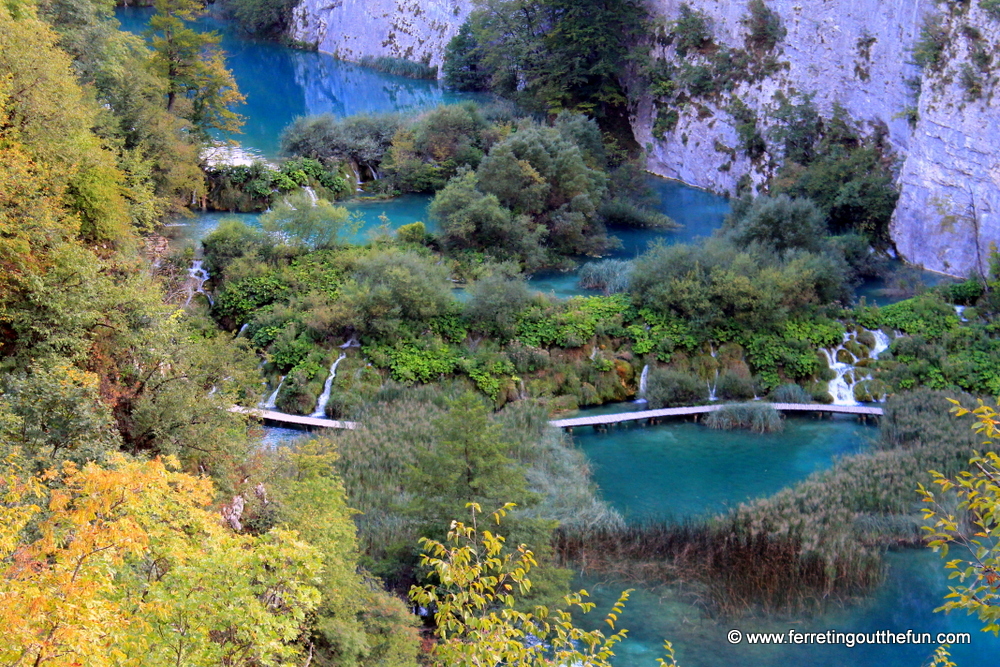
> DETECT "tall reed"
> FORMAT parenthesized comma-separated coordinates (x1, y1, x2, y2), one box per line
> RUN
(358, 55, 438, 79)
(705, 403, 783, 433)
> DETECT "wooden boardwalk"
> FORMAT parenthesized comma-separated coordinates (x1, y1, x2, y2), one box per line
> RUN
(233, 402, 879, 433)
(549, 402, 882, 430)
(230, 406, 357, 430)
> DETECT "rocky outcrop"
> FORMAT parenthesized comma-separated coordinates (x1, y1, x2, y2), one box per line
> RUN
(890, 5, 999, 277)
(290, 0, 469, 69)
(634, 0, 998, 277)
(290, 0, 999, 276)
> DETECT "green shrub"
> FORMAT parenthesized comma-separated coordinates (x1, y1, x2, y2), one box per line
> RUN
(599, 199, 678, 230)
(769, 383, 812, 403)
(742, 0, 786, 52)
(912, 15, 949, 71)
(645, 368, 707, 407)
(980, 0, 1000, 21)
(672, 3, 714, 57)
(715, 370, 758, 400)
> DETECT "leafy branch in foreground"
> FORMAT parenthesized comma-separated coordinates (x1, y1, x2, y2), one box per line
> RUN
(920, 399, 1000, 635)
(409, 502, 679, 666)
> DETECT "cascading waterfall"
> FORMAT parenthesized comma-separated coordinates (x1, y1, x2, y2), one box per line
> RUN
(311, 353, 347, 418)
(261, 376, 285, 409)
(821, 328, 892, 405)
(236, 323, 249, 338)
(955, 304, 968, 322)
(185, 260, 213, 306)
(707, 369, 719, 401)
(303, 186, 318, 205)
(635, 364, 650, 403)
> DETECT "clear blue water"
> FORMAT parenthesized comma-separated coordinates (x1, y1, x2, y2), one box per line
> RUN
(567, 413, 1000, 665)
(115, 7, 486, 157)
(577, 548, 1000, 667)
(571, 413, 871, 521)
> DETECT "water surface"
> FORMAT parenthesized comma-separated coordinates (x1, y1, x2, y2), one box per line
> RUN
(116, 7, 485, 157)
(571, 414, 871, 521)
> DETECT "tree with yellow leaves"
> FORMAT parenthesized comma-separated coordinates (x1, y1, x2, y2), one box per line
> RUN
(0, 454, 322, 667)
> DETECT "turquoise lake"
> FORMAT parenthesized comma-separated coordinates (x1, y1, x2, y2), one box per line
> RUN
(566, 414, 1000, 666)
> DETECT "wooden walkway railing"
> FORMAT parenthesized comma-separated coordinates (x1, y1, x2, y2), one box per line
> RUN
(549, 403, 882, 430)
(234, 402, 880, 433)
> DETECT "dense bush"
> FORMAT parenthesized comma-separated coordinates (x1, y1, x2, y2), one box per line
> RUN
(769, 102, 898, 245)
(281, 113, 403, 178)
(645, 368, 707, 407)
(431, 119, 615, 269)
(727, 194, 825, 253)
(742, 0, 786, 52)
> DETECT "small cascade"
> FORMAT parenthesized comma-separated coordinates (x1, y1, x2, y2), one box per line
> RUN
(634, 364, 650, 403)
(955, 305, 969, 322)
(235, 323, 249, 338)
(185, 260, 213, 306)
(310, 353, 347, 418)
(340, 336, 360, 348)
(821, 327, 892, 405)
(707, 369, 719, 401)
(261, 376, 285, 409)
(303, 186, 318, 205)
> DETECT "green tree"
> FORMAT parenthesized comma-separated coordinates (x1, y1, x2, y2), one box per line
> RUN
(261, 192, 355, 249)
(409, 503, 679, 667)
(148, 0, 245, 138)
(406, 393, 535, 526)
(276, 442, 421, 667)
(728, 194, 826, 253)
(921, 400, 1000, 635)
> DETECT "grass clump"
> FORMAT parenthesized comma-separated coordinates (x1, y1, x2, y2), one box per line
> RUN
(705, 403, 783, 433)
(769, 382, 812, 403)
(358, 55, 438, 80)
(578, 260, 633, 295)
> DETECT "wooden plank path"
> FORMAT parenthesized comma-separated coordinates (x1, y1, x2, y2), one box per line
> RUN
(230, 406, 357, 430)
(549, 403, 882, 430)
(233, 402, 879, 432)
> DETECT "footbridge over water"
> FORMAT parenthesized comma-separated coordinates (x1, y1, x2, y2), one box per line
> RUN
(230, 406, 357, 430)
(234, 402, 880, 432)
(549, 403, 882, 431)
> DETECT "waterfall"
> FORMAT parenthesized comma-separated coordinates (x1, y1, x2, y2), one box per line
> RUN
(634, 364, 650, 404)
(235, 323, 249, 338)
(821, 328, 892, 406)
(303, 186, 318, 205)
(821, 338, 858, 406)
(260, 376, 285, 409)
(185, 260, 213, 306)
(955, 305, 968, 322)
(310, 353, 347, 418)
(707, 369, 719, 401)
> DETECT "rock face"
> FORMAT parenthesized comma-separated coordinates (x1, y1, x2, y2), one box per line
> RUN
(291, 0, 999, 276)
(290, 0, 469, 69)
(633, 0, 999, 278)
